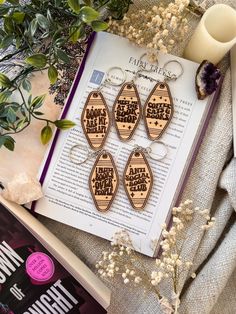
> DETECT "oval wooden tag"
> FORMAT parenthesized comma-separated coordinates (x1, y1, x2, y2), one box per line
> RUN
(144, 82, 173, 140)
(124, 150, 153, 210)
(113, 82, 142, 141)
(89, 151, 119, 212)
(81, 91, 111, 150)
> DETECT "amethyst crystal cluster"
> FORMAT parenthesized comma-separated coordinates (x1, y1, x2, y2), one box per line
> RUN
(195, 60, 221, 100)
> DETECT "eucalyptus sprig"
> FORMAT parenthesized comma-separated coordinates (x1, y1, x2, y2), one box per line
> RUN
(0, 71, 76, 150)
(0, 0, 132, 151)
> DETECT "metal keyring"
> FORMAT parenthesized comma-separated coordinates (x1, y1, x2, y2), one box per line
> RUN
(106, 66, 127, 87)
(136, 53, 158, 74)
(147, 141, 168, 161)
(162, 59, 184, 81)
(69, 144, 91, 165)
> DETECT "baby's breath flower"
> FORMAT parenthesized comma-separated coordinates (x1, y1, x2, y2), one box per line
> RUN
(191, 273, 197, 279)
(96, 200, 215, 313)
(185, 261, 193, 268)
(108, 0, 191, 59)
(134, 276, 142, 283)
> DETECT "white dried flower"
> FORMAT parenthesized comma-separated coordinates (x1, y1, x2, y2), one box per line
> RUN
(191, 273, 197, 279)
(134, 276, 142, 283)
(108, 0, 191, 58)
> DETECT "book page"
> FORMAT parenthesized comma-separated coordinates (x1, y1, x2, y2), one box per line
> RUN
(35, 32, 210, 256)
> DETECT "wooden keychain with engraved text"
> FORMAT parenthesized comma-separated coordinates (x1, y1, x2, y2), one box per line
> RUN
(112, 55, 152, 141)
(70, 144, 119, 212)
(144, 60, 184, 140)
(124, 141, 168, 210)
(81, 67, 126, 150)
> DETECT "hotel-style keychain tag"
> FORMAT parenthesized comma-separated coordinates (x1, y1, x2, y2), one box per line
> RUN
(124, 141, 168, 210)
(81, 68, 126, 150)
(112, 57, 149, 141)
(70, 144, 119, 212)
(144, 60, 184, 140)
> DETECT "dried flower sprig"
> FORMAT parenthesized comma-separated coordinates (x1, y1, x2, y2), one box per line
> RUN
(96, 200, 216, 313)
(108, 0, 206, 62)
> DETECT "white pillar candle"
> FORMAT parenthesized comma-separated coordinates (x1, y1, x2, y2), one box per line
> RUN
(184, 4, 236, 64)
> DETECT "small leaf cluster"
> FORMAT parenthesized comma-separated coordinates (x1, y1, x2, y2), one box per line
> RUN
(0, 71, 76, 150)
(94, 0, 133, 19)
(0, 0, 111, 84)
(0, 0, 131, 151)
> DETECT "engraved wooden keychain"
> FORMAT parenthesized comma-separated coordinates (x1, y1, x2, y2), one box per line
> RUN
(70, 144, 119, 212)
(144, 60, 184, 140)
(124, 141, 168, 210)
(81, 67, 126, 150)
(113, 55, 151, 141)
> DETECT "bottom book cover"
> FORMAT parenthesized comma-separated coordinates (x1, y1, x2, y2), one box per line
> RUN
(0, 203, 106, 314)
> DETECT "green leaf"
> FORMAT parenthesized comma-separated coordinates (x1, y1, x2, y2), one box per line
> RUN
(91, 20, 108, 32)
(54, 0, 62, 7)
(25, 53, 47, 68)
(36, 14, 50, 30)
(69, 24, 84, 43)
(79, 6, 99, 23)
(31, 0, 40, 6)
(34, 111, 44, 116)
(0, 90, 12, 102)
(12, 12, 25, 24)
(0, 121, 10, 130)
(54, 38, 64, 46)
(15, 36, 21, 49)
(22, 78, 31, 92)
(30, 18, 38, 37)
(7, 107, 16, 124)
(0, 73, 12, 87)
(31, 94, 46, 109)
(7, 0, 19, 4)
(16, 117, 27, 129)
(28, 94, 32, 106)
(41, 125, 53, 145)
(0, 6, 9, 15)
(48, 65, 58, 84)
(68, 0, 80, 13)
(4, 17, 14, 34)
(54, 119, 76, 130)
(4, 137, 15, 151)
(0, 136, 15, 151)
(0, 34, 14, 49)
(47, 9, 53, 24)
(0, 0, 6, 4)
(56, 48, 70, 64)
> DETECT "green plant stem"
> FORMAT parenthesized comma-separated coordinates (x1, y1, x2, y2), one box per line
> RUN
(0, 46, 28, 63)
(30, 111, 54, 124)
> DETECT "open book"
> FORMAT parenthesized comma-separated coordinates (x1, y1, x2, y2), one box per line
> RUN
(33, 32, 221, 257)
(0, 196, 110, 312)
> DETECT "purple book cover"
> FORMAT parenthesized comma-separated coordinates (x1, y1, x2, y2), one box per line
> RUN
(0, 203, 106, 314)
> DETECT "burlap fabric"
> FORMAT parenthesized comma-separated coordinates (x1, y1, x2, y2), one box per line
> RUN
(38, 1, 236, 313)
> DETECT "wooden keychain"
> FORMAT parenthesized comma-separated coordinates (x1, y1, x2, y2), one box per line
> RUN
(81, 67, 126, 151)
(70, 144, 119, 212)
(144, 59, 184, 141)
(123, 141, 168, 210)
(112, 54, 152, 141)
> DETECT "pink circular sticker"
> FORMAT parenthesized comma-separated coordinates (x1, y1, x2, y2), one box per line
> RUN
(26, 252, 55, 282)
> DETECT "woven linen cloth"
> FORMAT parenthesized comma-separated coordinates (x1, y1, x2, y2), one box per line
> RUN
(38, 1, 236, 313)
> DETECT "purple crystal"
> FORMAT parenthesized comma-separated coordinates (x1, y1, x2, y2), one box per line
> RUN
(195, 60, 221, 100)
